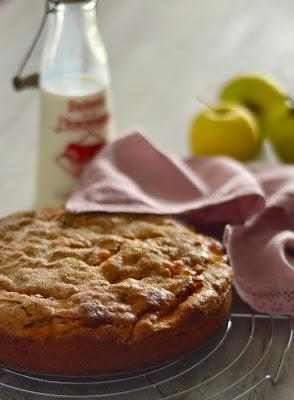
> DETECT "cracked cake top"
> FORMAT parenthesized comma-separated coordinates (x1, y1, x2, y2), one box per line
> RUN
(0, 208, 232, 343)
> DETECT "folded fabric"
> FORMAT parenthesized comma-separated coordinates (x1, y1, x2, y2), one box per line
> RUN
(66, 132, 294, 316)
(224, 164, 294, 315)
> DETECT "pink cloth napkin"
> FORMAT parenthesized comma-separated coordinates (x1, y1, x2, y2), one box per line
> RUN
(224, 164, 294, 315)
(66, 132, 294, 316)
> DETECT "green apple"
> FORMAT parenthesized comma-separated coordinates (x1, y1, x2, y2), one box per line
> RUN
(219, 74, 289, 125)
(189, 103, 260, 161)
(267, 112, 294, 163)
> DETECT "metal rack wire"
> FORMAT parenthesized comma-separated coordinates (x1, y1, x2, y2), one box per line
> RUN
(0, 313, 292, 400)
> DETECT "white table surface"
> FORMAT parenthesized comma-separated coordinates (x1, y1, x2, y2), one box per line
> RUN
(0, 1, 293, 399)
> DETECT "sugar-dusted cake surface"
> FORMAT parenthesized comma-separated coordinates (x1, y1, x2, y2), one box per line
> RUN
(0, 208, 232, 374)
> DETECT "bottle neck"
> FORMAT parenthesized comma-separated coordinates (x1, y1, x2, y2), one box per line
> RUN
(49, 0, 98, 40)
(41, 0, 109, 92)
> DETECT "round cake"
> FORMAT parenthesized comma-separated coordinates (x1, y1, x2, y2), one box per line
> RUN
(0, 208, 232, 374)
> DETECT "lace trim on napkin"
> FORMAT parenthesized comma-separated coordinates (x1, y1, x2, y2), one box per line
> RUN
(236, 284, 294, 316)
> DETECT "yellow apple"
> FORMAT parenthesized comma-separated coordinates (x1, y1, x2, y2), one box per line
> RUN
(189, 103, 260, 161)
(219, 74, 289, 126)
(267, 112, 294, 163)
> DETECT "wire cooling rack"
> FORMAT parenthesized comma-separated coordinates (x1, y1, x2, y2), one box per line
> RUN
(0, 313, 292, 400)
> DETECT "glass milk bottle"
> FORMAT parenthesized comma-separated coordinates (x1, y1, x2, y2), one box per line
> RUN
(37, 0, 114, 207)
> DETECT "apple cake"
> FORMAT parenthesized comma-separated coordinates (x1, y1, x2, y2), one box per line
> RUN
(0, 208, 232, 374)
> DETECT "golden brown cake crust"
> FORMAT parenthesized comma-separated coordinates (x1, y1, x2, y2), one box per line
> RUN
(0, 208, 232, 374)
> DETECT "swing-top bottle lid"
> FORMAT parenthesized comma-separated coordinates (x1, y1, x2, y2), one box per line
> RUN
(51, 0, 95, 4)
(13, 0, 97, 91)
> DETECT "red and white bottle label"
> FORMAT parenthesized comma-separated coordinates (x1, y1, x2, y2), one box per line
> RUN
(54, 92, 110, 177)
(36, 86, 113, 207)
